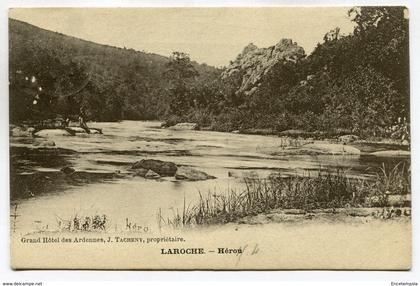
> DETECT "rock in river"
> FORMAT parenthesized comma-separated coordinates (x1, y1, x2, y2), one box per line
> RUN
(132, 159, 177, 176)
(175, 166, 216, 181)
(67, 127, 87, 133)
(168, 123, 198, 130)
(35, 129, 73, 137)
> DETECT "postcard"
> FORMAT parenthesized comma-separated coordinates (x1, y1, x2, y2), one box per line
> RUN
(9, 7, 411, 269)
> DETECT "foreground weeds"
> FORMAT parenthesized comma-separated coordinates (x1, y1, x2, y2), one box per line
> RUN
(159, 162, 410, 228)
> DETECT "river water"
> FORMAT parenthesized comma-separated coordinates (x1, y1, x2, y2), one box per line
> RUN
(10, 121, 409, 236)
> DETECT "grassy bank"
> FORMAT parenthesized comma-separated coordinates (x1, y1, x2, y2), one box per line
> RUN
(160, 163, 410, 228)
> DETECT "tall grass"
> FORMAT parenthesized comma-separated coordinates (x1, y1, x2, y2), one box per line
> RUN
(159, 163, 410, 228)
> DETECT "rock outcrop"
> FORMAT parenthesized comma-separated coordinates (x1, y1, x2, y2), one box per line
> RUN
(175, 166, 215, 181)
(132, 159, 177, 176)
(222, 39, 305, 95)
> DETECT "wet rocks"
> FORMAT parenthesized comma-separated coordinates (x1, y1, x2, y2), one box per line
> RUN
(131, 160, 214, 181)
(35, 129, 73, 137)
(222, 39, 305, 95)
(168, 123, 198, 130)
(175, 166, 216, 181)
(132, 159, 177, 176)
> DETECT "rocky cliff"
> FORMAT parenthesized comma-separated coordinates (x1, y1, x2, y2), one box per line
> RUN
(222, 39, 305, 95)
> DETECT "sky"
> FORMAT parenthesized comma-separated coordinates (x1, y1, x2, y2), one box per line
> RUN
(9, 7, 356, 67)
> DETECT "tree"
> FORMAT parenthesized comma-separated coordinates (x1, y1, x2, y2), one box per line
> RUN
(164, 52, 198, 115)
(349, 6, 409, 119)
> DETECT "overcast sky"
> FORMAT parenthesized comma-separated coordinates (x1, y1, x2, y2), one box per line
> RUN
(9, 7, 356, 67)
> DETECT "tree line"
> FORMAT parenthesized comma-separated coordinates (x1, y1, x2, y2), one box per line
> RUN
(9, 7, 409, 139)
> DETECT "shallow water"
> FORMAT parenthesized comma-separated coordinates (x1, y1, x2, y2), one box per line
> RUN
(10, 120, 409, 235)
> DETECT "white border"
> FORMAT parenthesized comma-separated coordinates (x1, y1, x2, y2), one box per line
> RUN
(0, 0, 419, 284)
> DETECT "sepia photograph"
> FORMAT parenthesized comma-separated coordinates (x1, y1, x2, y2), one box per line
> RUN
(8, 6, 411, 270)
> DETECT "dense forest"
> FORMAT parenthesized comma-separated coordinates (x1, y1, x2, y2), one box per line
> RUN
(9, 7, 409, 139)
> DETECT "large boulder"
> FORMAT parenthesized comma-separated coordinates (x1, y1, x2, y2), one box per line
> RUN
(35, 129, 73, 137)
(132, 159, 177, 176)
(221, 39, 305, 95)
(175, 166, 216, 181)
(168, 123, 198, 130)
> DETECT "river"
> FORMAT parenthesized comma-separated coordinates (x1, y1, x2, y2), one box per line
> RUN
(10, 120, 409, 236)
